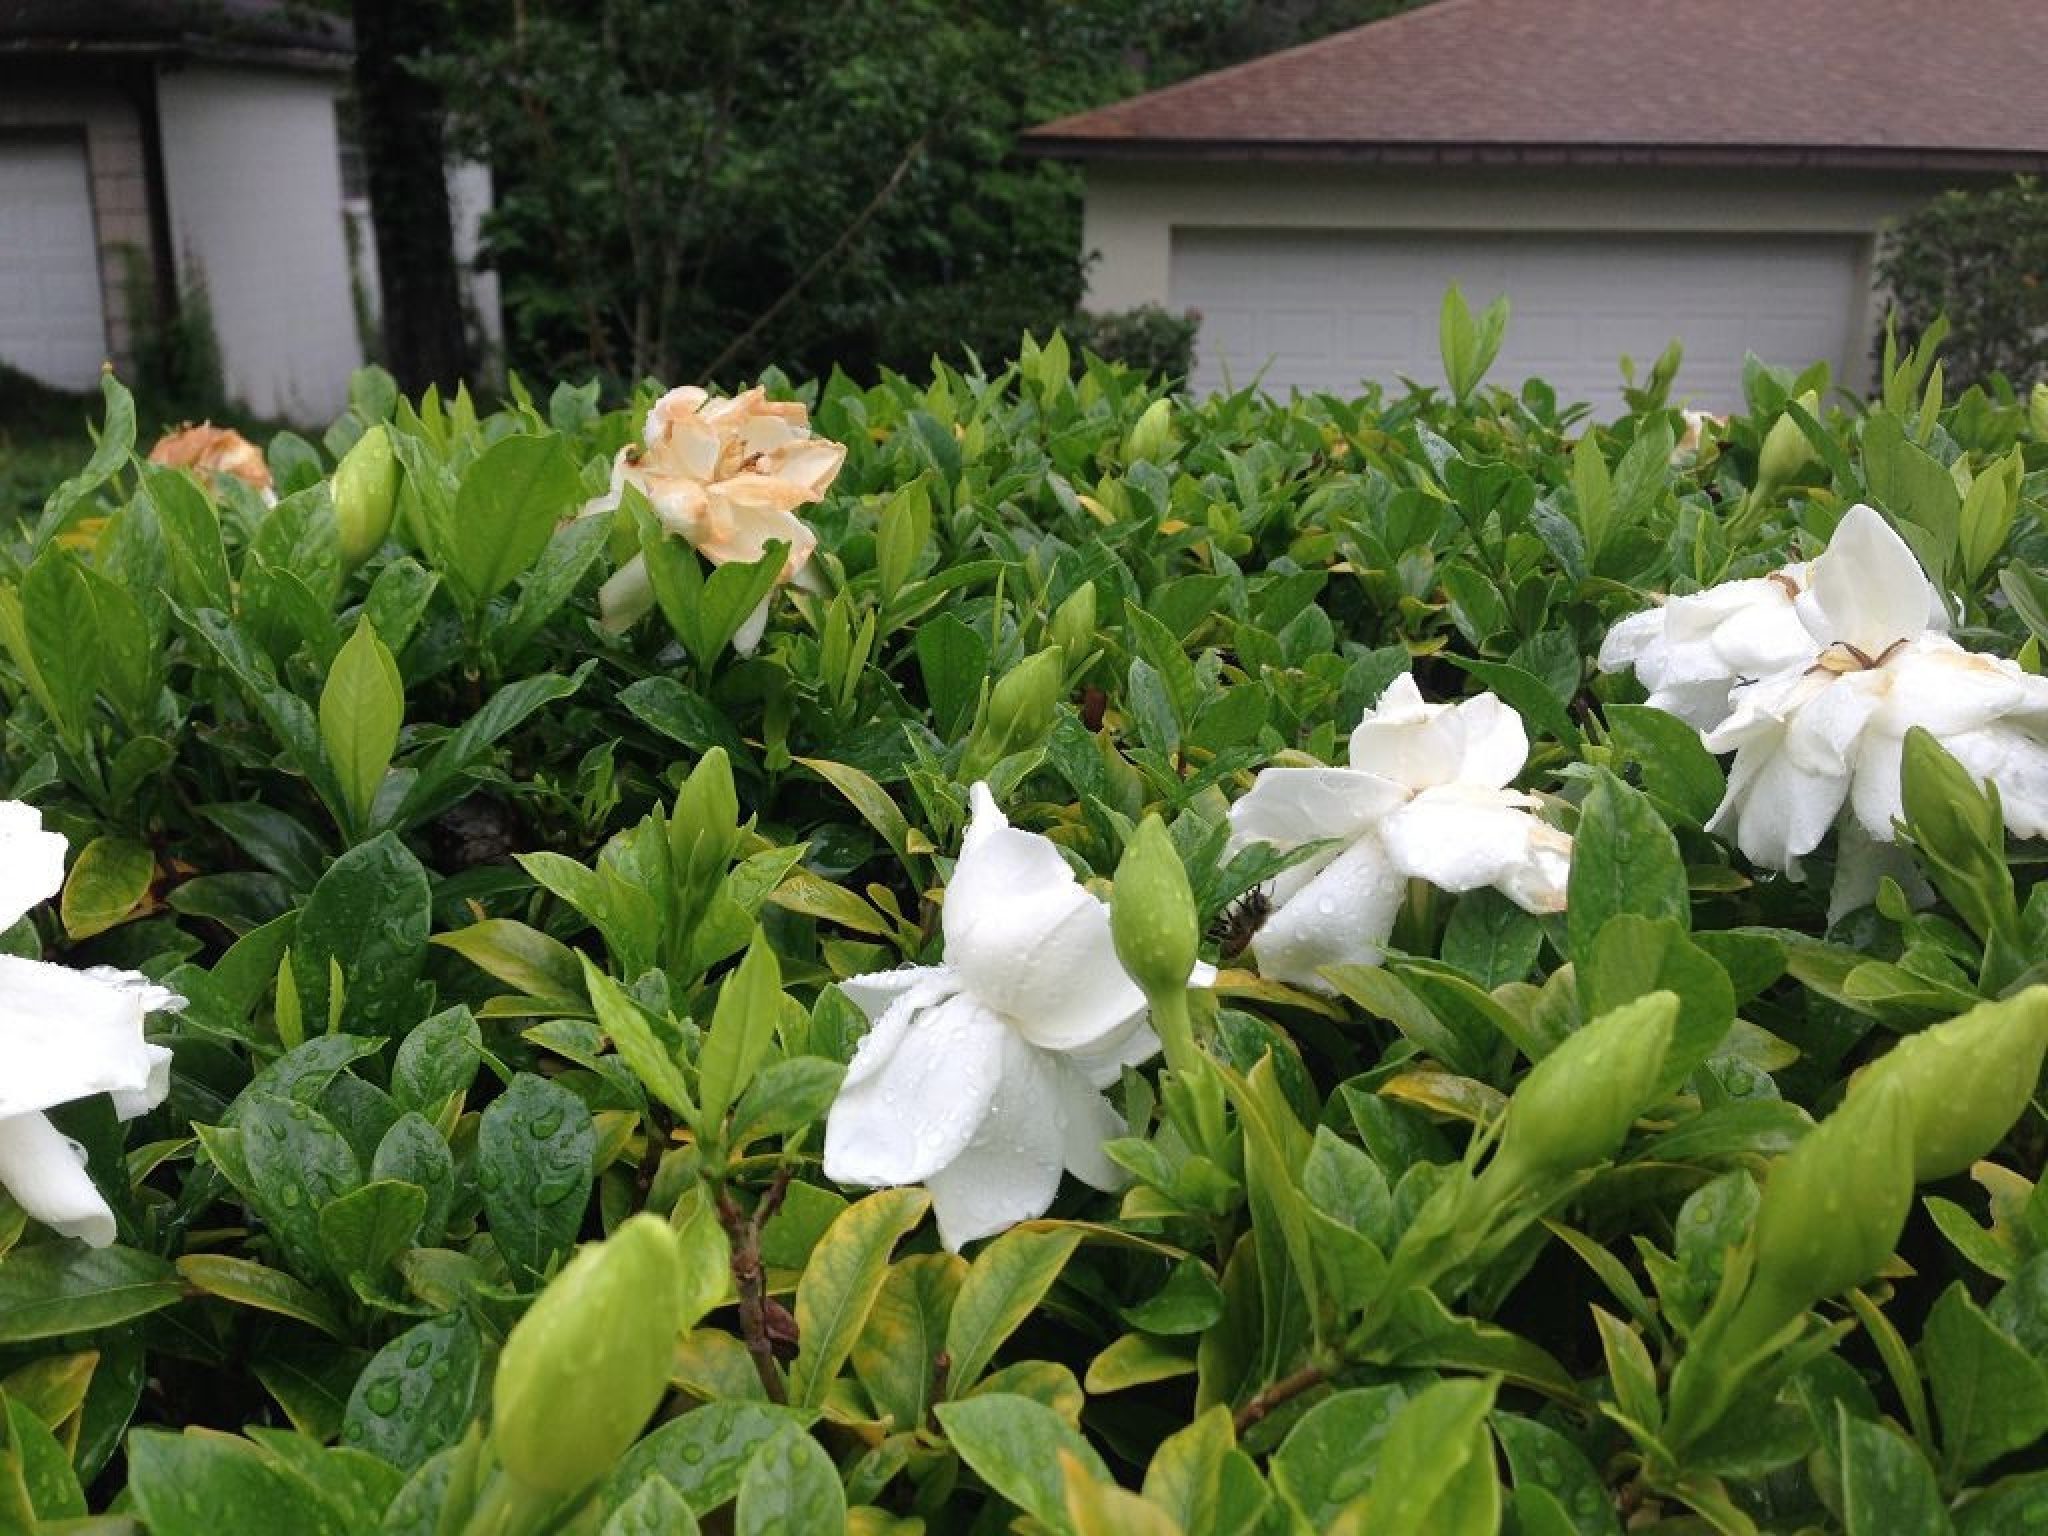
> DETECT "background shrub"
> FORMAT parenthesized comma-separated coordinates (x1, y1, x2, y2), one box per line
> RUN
(1879, 174, 2048, 390)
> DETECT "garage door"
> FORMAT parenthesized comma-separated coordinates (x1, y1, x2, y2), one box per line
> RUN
(0, 139, 109, 390)
(1170, 229, 1865, 414)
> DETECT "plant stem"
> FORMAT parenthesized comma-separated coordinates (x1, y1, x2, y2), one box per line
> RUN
(715, 1172, 792, 1404)
(1232, 1360, 1330, 1435)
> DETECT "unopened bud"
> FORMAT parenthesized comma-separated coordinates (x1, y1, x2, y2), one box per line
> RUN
(1050, 583, 1098, 662)
(1756, 391, 1819, 494)
(1726, 1078, 1912, 1360)
(1123, 398, 1177, 465)
(2031, 382, 2048, 441)
(1899, 727, 2016, 945)
(1480, 991, 1677, 1200)
(1110, 815, 1201, 1005)
(962, 647, 1063, 780)
(333, 424, 398, 567)
(1853, 986, 2048, 1182)
(669, 746, 740, 901)
(492, 1214, 685, 1496)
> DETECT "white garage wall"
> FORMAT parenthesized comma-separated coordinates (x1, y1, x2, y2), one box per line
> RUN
(0, 84, 152, 380)
(1082, 161, 1959, 401)
(0, 138, 110, 390)
(1172, 228, 1863, 413)
(157, 65, 363, 422)
(345, 159, 506, 378)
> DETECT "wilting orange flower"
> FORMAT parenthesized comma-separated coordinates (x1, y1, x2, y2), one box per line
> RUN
(147, 423, 274, 501)
(582, 386, 846, 653)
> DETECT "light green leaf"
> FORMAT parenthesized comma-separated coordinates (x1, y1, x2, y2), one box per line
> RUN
(319, 619, 404, 834)
(935, 1393, 1112, 1535)
(790, 1187, 931, 1409)
(59, 836, 155, 940)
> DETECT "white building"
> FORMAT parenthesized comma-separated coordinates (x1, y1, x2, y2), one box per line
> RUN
(0, 0, 497, 424)
(1027, 0, 2048, 412)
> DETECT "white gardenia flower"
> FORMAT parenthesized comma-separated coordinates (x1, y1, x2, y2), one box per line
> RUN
(823, 784, 1210, 1249)
(1702, 502, 2048, 882)
(1671, 409, 1727, 462)
(581, 385, 846, 654)
(1597, 565, 1819, 730)
(1225, 675, 1573, 994)
(0, 802, 183, 1248)
(1600, 516, 1955, 733)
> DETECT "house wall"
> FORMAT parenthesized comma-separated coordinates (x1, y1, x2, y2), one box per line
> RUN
(1079, 162, 1965, 392)
(156, 64, 363, 422)
(0, 76, 152, 376)
(345, 160, 507, 383)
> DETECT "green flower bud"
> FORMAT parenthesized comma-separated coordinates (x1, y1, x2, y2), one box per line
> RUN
(1853, 986, 2048, 1182)
(2031, 382, 2048, 441)
(1110, 815, 1200, 1006)
(961, 646, 1063, 780)
(670, 747, 740, 903)
(1755, 391, 1820, 494)
(1726, 1077, 1912, 1360)
(1478, 991, 1677, 1201)
(492, 1214, 685, 1496)
(333, 423, 398, 567)
(1899, 726, 2017, 948)
(1123, 397, 1177, 465)
(1050, 582, 1098, 662)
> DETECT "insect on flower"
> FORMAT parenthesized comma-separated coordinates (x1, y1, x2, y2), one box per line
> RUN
(1208, 884, 1275, 962)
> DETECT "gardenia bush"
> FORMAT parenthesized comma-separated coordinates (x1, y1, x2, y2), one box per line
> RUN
(5, 302, 2048, 1533)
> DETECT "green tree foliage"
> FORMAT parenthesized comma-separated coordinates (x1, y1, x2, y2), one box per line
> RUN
(1879, 176, 2048, 391)
(429, 0, 1427, 385)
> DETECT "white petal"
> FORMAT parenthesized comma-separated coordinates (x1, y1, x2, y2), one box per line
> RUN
(1642, 678, 1748, 733)
(0, 1112, 116, 1247)
(597, 555, 656, 633)
(1224, 766, 1407, 908)
(1248, 832, 1407, 995)
(1701, 588, 1815, 680)
(1828, 819, 1932, 924)
(1055, 1059, 1129, 1192)
(730, 595, 771, 656)
(0, 957, 158, 1119)
(770, 439, 848, 498)
(1597, 606, 1665, 675)
(1780, 673, 1883, 779)
(942, 787, 1146, 1053)
(823, 990, 1005, 1189)
(1708, 732, 1847, 872)
(923, 1032, 1068, 1250)
(0, 801, 66, 933)
(1065, 1013, 1162, 1091)
(835, 966, 953, 1026)
(1951, 727, 2048, 840)
(1846, 723, 1911, 844)
(1380, 786, 1570, 911)
(110, 1045, 175, 1122)
(1872, 642, 2040, 738)
(574, 451, 635, 522)
(1347, 676, 1456, 788)
(1800, 504, 1938, 656)
(1498, 821, 1574, 913)
(79, 967, 187, 1018)
(1350, 680, 1526, 791)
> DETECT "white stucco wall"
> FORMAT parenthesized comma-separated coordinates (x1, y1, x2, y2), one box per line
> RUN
(0, 80, 153, 378)
(157, 64, 363, 422)
(346, 160, 506, 380)
(1080, 162, 1964, 396)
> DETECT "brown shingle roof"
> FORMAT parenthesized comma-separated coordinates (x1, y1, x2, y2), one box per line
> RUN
(1026, 0, 2048, 171)
(0, 0, 351, 71)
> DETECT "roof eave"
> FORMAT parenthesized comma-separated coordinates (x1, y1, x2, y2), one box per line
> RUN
(0, 33, 352, 74)
(1018, 134, 2048, 175)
